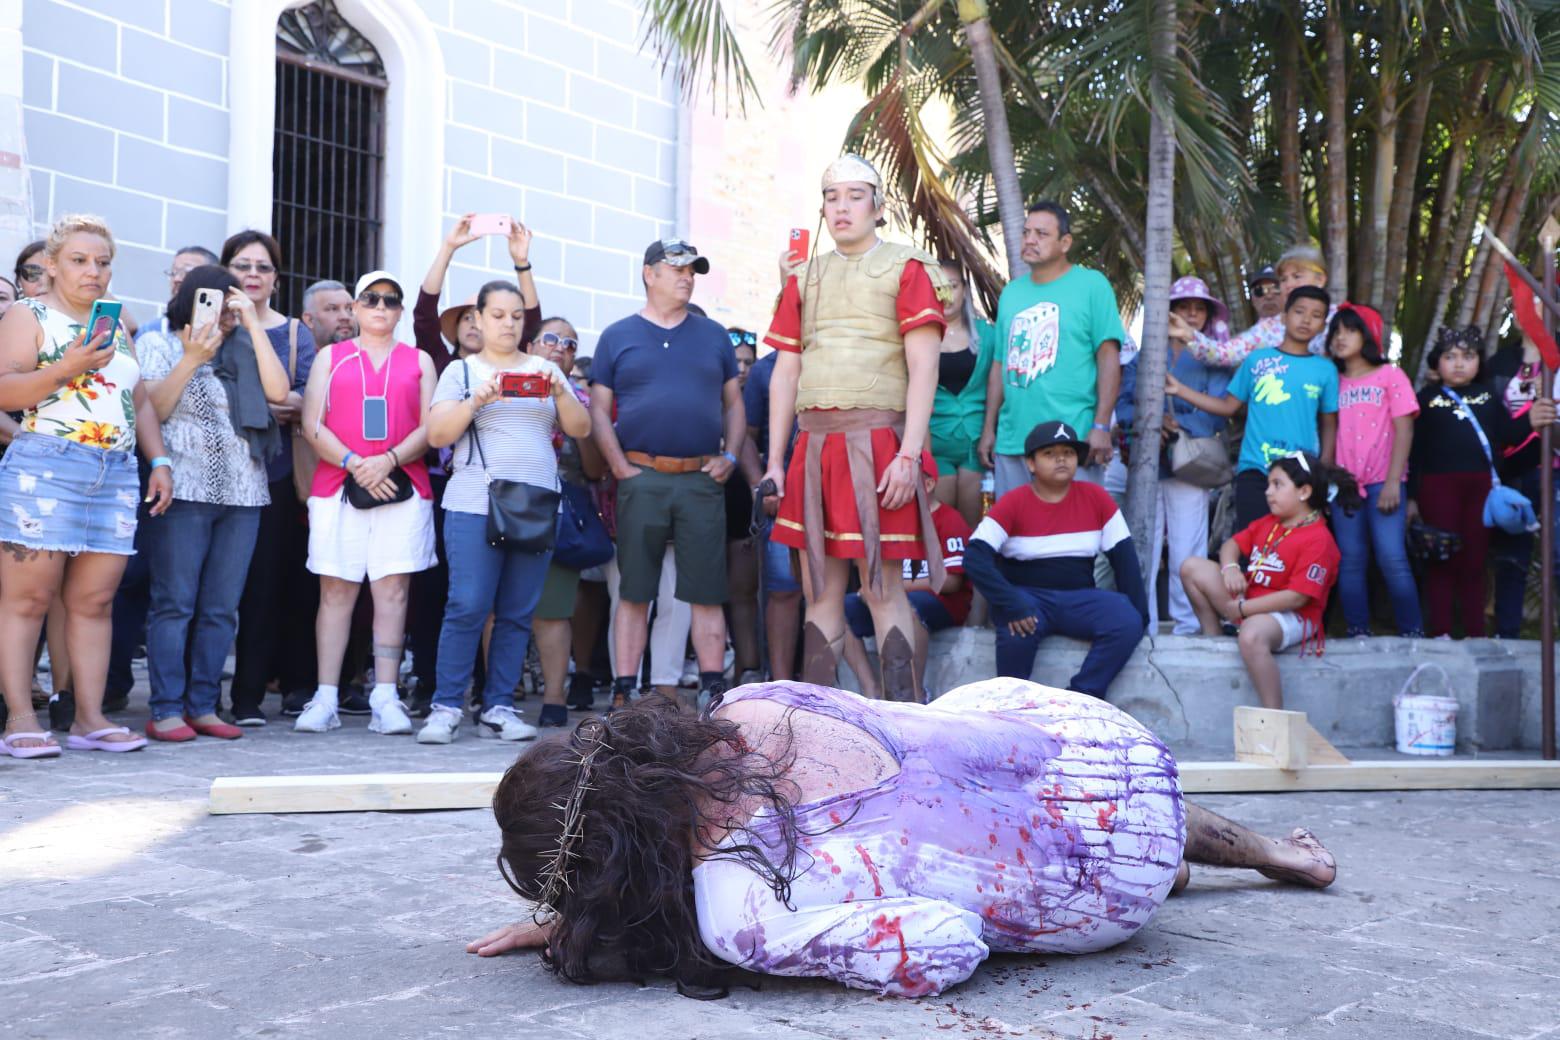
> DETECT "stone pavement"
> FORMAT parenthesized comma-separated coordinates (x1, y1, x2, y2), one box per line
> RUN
(3, 693, 1559, 1040)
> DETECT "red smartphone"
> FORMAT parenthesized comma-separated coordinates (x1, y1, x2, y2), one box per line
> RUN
(501, 372, 550, 398)
(788, 227, 810, 264)
(470, 213, 512, 237)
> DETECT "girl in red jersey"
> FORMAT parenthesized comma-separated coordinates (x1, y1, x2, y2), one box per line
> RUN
(1180, 452, 1359, 708)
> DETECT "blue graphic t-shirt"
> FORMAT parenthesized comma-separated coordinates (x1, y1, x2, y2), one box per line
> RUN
(1227, 346, 1339, 473)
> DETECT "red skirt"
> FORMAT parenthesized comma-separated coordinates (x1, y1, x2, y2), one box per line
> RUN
(772, 426, 930, 560)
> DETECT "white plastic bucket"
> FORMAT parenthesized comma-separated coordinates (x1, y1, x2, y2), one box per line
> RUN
(1393, 664, 1458, 756)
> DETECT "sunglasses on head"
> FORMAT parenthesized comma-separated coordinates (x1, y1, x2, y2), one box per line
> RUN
(1250, 284, 1280, 298)
(540, 331, 578, 351)
(17, 264, 45, 281)
(728, 330, 757, 347)
(358, 290, 403, 310)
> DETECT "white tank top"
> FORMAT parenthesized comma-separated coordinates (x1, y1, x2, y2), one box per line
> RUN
(19, 298, 142, 453)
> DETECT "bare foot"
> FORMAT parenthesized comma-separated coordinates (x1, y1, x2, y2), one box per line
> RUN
(1170, 859, 1191, 896)
(1257, 828, 1336, 889)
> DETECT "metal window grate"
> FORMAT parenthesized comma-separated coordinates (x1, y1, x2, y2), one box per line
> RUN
(271, 1, 387, 317)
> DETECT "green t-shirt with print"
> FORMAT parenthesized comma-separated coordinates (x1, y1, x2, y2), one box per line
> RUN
(994, 265, 1126, 455)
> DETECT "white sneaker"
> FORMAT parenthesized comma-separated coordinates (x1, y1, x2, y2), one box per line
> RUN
(476, 705, 538, 742)
(417, 705, 462, 744)
(369, 697, 413, 735)
(293, 697, 340, 733)
(679, 657, 699, 688)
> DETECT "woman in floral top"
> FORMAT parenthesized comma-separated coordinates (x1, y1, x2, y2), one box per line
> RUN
(0, 214, 173, 758)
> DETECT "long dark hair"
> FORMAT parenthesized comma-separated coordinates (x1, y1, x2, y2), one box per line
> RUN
(1267, 451, 1362, 517)
(493, 699, 805, 996)
(1326, 308, 1382, 369)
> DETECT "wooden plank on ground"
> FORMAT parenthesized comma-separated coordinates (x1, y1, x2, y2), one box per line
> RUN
(1233, 707, 1310, 769)
(209, 759, 1560, 815)
(1178, 759, 1560, 794)
(209, 773, 499, 815)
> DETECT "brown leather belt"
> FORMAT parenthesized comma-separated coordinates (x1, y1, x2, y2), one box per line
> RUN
(625, 450, 710, 474)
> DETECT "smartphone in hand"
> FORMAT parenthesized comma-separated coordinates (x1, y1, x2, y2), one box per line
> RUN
(788, 227, 811, 264)
(470, 214, 513, 237)
(192, 288, 222, 330)
(500, 372, 550, 398)
(83, 299, 123, 350)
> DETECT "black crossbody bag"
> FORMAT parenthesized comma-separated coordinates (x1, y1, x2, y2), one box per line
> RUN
(462, 360, 559, 552)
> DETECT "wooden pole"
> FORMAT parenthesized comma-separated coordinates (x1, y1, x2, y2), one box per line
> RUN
(1542, 217, 1558, 762)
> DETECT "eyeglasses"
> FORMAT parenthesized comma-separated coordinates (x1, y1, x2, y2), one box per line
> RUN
(1250, 284, 1281, 298)
(229, 262, 276, 275)
(540, 331, 578, 351)
(728, 330, 757, 347)
(358, 291, 403, 310)
(17, 264, 45, 282)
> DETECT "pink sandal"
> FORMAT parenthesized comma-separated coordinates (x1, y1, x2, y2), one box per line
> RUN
(65, 726, 148, 753)
(1, 731, 62, 759)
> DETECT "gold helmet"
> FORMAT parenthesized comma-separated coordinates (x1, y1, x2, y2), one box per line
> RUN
(821, 154, 885, 210)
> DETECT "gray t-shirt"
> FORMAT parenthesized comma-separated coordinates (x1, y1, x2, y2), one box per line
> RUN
(432, 355, 565, 515)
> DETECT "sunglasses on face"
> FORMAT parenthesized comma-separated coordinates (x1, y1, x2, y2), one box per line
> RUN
(540, 331, 578, 351)
(1250, 284, 1280, 298)
(230, 262, 276, 275)
(358, 291, 403, 310)
(17, 264, 45, 281)
(728, 330, 757, 347)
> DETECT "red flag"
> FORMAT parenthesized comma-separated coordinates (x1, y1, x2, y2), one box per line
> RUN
(1507, 260, 1560, 370)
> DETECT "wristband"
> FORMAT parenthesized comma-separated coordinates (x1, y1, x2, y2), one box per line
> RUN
(721, 451, 736, 466)
(894, 451, 917, 463)
(149, 456, 172, 471)
(342, 450, 357, 468)
(513, 263, 533, 273)
(1091, 422, 1110, 433)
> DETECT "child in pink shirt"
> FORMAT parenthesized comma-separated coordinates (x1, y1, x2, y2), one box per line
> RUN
(1328, 303, 1422, 636)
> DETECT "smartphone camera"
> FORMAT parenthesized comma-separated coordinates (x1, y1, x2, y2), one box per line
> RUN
(501, 373, 549, 398)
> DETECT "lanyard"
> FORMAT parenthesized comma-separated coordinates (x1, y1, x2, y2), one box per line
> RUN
(1248, 514, 1313, 575)
(355, 343, 395, 399)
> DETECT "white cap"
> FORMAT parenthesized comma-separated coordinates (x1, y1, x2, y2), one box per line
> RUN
(354, 269, 404, 299)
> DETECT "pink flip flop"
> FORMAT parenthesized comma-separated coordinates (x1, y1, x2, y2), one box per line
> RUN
(65, 726, 148, 753)
(1, 731, 63, 759)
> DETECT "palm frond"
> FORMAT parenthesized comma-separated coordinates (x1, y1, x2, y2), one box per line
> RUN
(640, 0, 760, 111)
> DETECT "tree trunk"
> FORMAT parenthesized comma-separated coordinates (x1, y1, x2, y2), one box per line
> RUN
(1472, 118, 1538, 335)
(1418, 142, 1494, 381)
(1379, 52, 1443, 345)
(959, 1, 1025, 280)
(1322, 0, 1350, 303)
(1084, 171, 1146, 268)
(1367, 13, 1399, 312)
(1457, 114, 1532, 328)
(1127, 0, 1177, 580)
(1277, 11, 1306, 240)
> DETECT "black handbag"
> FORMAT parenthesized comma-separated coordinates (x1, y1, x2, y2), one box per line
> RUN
(463, 360, 559, 553)
(341, 466, 415, 509)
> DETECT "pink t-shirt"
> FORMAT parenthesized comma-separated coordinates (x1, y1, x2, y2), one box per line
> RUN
(1337, 364, 1418, 487)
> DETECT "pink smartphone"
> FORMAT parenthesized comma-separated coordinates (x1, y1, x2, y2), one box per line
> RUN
(470, 213, 512, 237)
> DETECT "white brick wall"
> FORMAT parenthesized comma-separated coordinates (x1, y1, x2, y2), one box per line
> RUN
(20, 0, 680, 351)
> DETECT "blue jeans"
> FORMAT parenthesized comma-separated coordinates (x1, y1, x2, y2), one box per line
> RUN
(107, 509, 151, 700)
(1331, 482, 1423, 635)
(1490, 468, 1560, 638)
(992, 586, 1145, 697)
(434, 510, 551, 711)
(843, 590, 954, 637)
(145, 501, 263, 721)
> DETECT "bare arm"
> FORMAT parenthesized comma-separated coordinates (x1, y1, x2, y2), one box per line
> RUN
(977, 354, 1004, 468)
(763, 351, 801, 492)
(1087, 338, 1121, 465)
(590, 383, 639, 481)
(134, 382, 173, 516)
(899, 325, 940, 460)
(300, 346, 353, 466)
(1167, 375, 1243, 418)
(553, 370, 591, 440)
(702, 377, 746, 484)
(1318, 412, 1337, 465)
(738, 433, 764, 486)
(0, 305, 112, 411)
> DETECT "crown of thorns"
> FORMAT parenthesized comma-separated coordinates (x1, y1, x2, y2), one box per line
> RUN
(534, 720, 609, 917)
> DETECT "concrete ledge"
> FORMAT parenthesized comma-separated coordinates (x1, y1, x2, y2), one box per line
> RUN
(840, 629, 1559, 753)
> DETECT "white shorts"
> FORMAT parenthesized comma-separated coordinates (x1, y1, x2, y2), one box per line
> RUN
(1270, 610, 1314, 652)
(307, 491, 436, 582)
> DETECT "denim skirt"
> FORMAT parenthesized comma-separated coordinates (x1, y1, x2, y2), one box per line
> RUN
(0, 432, 140, 555)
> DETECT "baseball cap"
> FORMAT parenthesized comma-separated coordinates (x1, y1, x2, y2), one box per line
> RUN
(354, 269, 405, 299)
(1247, 264, 1278, 288)
(643, 239, 710, 274)
(1023, 420, 1089, 463)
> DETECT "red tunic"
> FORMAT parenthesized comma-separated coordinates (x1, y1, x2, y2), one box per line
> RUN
(766, 262, 947, 561)
(1232, 514, 1340, 652)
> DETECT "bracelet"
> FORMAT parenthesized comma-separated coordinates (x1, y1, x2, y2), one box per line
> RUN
(149, 455, 172, 471)
(894, 451, 917, 463)
(1237, 597, 1246, 618)
(513, 263, 532, 273)
(1092, 422, 1111, 433)
(342, 450, 357, 468)
(1220, 563, 1240, 572)
(388, 447, 400, 467)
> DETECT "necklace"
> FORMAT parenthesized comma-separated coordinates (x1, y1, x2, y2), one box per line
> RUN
(1249, 512, 1316, 574)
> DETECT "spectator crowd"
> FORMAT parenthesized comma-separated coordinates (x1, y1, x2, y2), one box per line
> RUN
(1, 165, 1557, 758)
